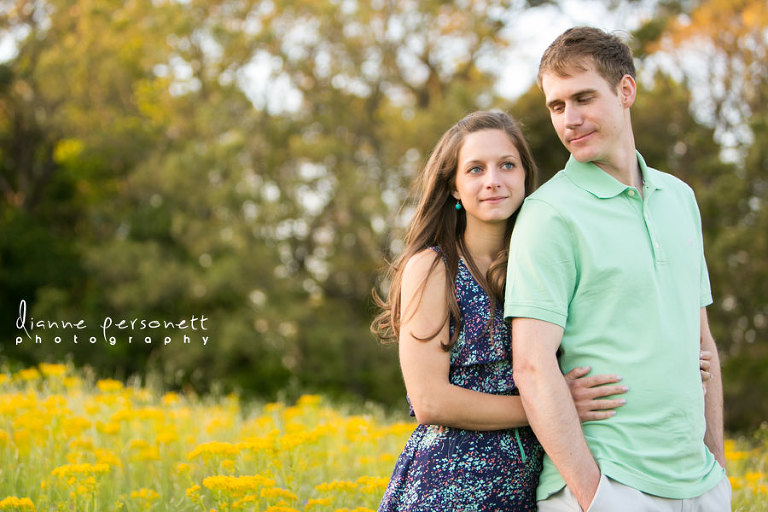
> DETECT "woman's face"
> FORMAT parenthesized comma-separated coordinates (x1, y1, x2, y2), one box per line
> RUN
(453, 129, 526, 226)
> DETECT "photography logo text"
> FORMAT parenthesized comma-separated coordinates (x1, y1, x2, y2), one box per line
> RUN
(14, 300, 210, 347)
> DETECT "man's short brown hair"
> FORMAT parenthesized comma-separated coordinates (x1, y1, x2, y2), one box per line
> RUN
(537, 26, 636, 91)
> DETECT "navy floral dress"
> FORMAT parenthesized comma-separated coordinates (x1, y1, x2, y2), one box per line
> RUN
(378, 251, 543, 511)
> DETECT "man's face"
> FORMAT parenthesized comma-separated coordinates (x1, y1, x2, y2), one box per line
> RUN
(541, 64, 633, 169)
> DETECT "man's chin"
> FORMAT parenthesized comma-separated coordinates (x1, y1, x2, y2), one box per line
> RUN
(568, 149, 596, 163)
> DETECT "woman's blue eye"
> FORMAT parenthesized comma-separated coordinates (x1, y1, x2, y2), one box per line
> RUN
(502, 161, 516, 169)
(468, 166, 482, 174)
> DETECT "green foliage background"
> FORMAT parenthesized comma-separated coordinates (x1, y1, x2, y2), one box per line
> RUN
(1, 0, 766, 431)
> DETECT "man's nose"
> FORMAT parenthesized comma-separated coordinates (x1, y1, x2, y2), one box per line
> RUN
(564, 104, 582, 128)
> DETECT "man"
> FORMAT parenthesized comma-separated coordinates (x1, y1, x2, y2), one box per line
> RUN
(504, 27, 730, 511)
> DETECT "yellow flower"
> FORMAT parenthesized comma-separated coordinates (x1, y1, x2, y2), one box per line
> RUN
(0, 496, 36, 511)
(185, 485, 201, 499)
(111, 409, 133, 422)
(51, 463, 110, 479)
(383, 421, 414, 437)
(12, 430, 31, 451)
(232, 495, 259, 509)
(187, 441, 240, 461)
(39, 363, 67, 378)
(356, 475, 388, 493)
(135, 406, 164, 421)
(96, 421, 121, 436)
(157, 430, 179, 444)
(162, 392, 180, 405)
(264, 402, 284, 413)
(238, 436, 274, 453)
(205, 415, 233, 434)
(278, 431, 319, 451)
(134, 447, 161, 462)
(305, 498, 333, 509)
(94, 449, 123, 468)
(96, 379, 124, 393)
(128, 439, 151, 450)
(62, 416, 91, 438)
(726, 450, 748, 461)
(12, 413, 46, 433)
(62, 376, 81, 389)
(130, 488, 160, 501)
(297, 395, 322, 407)
(16, 369, 41, 382)
(260, 487, 298, 501)
(202, 475, 276, 496)
(315, 480, 357, 493)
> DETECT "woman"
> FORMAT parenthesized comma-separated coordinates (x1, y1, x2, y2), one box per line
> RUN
(371, 111, 713, 510)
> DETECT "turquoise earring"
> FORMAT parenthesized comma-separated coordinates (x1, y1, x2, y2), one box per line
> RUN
(455, 200, 462, 210)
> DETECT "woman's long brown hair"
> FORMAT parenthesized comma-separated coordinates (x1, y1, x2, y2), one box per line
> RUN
(371, 111, 538, 350)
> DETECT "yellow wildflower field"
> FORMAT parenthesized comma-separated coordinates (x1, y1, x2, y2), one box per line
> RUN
(0, 364, 765, 511)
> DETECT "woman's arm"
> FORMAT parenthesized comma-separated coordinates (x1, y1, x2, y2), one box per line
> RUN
(399, 250, 522, 430)
(399, 250, 626, 430)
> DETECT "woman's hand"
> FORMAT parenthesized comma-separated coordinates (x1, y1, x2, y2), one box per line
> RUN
(564, 366, 628, 422)
(700, 350, 712, 396)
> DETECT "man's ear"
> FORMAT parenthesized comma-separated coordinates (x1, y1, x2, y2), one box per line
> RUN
(619, 74, 637, 109)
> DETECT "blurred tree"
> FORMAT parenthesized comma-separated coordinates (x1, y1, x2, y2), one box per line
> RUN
(248, 0, 531, 403)
(2, 0, 558, 407)
(647, 0, 767, 154)
(0, 0, 180, 367)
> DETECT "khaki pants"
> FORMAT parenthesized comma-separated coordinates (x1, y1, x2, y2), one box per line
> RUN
(537, 474, 731, 512)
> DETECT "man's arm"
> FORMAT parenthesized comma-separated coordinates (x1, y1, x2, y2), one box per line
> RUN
(700, 307, 726, 468)
(512, 317, 600, 510)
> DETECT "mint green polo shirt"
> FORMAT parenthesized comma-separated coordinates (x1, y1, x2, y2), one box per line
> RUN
(504, 152, 724, 500)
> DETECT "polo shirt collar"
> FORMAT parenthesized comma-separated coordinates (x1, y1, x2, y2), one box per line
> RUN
(563, 151, 663, 199)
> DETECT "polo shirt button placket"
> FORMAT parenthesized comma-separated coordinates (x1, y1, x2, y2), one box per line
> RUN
(648, 229, 665, 265)
(640, 203, 664, 264)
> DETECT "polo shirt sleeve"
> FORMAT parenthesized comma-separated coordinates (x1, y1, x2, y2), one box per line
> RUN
(504, 198, 577, 328)
(688, 188, 713, 308)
